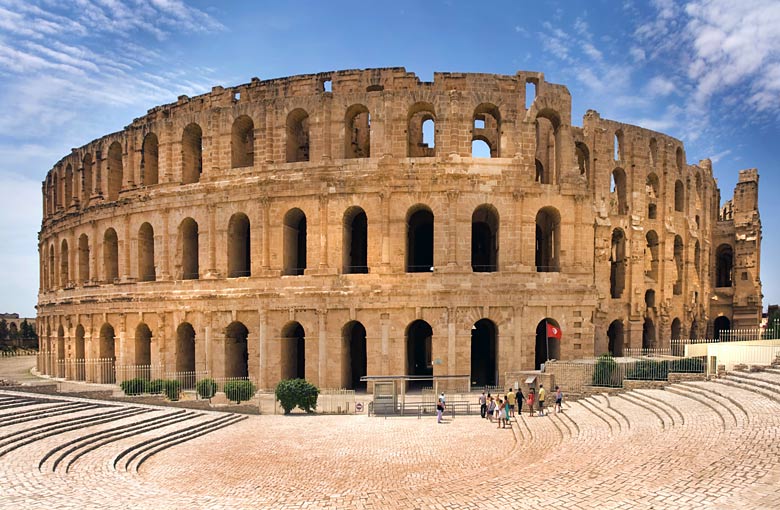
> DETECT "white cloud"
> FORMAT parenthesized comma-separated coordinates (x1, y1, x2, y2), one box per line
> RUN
(645, 75, 675, 97)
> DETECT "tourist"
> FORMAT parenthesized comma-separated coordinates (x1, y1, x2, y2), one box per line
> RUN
(506, 388, 516, 418)
(496, 398, 506, 428)
(516, 387, 524, 416)
(440, 391, 446, 405)
(504, 395, 511, 425)
(538, 384, 546, 416)
(437, 397, 445, 424)
(487, 396, 496, 423)
(554, 386, 563, 414)
(479, 391, 487, 419)
(493, 397, 502, 422)
(527, 388, 535, 417)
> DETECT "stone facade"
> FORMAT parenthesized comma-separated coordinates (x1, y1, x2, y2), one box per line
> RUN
(36, 68, 762, 389)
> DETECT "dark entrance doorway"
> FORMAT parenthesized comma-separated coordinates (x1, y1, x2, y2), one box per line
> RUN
(535, 318, 560, 369)
(714, 316, 731, 340)
(471, 319, 496, 387)
(406, 320, 433, 389)
(343, 321, 367, 390)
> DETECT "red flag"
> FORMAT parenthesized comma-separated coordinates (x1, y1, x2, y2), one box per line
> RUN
(547, 323, 562, 340)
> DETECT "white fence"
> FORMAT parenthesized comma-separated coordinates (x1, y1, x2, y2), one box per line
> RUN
(685, 340, 780, 371)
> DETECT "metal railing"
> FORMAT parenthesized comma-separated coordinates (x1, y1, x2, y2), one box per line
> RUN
(318, 388, 356, 414)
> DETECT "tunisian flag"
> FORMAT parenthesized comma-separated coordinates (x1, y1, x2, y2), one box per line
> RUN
(547, 322, 562, 340)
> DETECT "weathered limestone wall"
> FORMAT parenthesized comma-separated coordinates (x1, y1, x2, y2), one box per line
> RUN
(36, 68, 762, 390)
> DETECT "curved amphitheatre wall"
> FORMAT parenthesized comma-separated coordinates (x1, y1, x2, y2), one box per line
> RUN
(36, 67, 761, 389)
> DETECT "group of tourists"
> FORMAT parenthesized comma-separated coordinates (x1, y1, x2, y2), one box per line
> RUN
(478, 385, 563, 426)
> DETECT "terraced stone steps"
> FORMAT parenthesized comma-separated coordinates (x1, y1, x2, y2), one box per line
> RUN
(0, 402, 105, 427)
(716, 374, 780, 404)
(40, 409, 204, 473)
(115, 412, 247, 472)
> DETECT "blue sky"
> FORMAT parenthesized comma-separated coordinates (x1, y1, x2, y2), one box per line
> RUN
(0, 0, 778, 318)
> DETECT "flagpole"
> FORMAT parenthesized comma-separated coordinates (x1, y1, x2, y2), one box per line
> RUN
(545, 319, 550, 365)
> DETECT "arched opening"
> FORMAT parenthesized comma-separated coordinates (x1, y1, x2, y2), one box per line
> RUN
(406, 320, 433, 387)
(64, 164, 73, 207)
(342, 321, 367, 390)
(81, 154, 93, 206)
(228, 213, 251, 278)
(106, 142, 123, 201)
(671, 318, 682, 340)
(225, 321, 249, 379)
(674, 180, 685, 212)
(48, 244, 54, 289)
(535, 207, 560, 272)
(472, 103, 500, 157)
(406, 206, 434, 273)
(608, 320, 624, 357)
(676, 146, 684, 172)
(182, 123, 203, 184)
(53, 174, 59, 210)
(141, 133, 159, 185)
(673, 235, 683, 295)
(283, 208, 307, 276)
(610, 228, 626, 298)
(472, 205, 498, 272)
(645, 230, 659, 281)
(103, 228, 119, 283)
(694, 240, 701, 275)
(231, 115, 254, 168)
(575, 142, 589, 177)
(176, 322, 196, 373)
(56, 325, 65, 377)
(471, 319, 497, 387)
(715, 244, 733, 287)
(535, 318, 561, 369)
(407, 103, 436, 157)
(535, 110, 560, 184)
(615, 130, 626, 161)
(286, 109, 310, 163)
(645, 289, 656, 309)
(74, 324, 85, 380)
(281, 322, 305, 380)
(60, 239, 69, 287)
(135, 323, 152, 366)
(714, 316, 730, 340)
(646, 172, 659, 219)
(642, 318, 656, 349)
(343, 207, 368, 274)
(179, 218, 199, 280)
(138, 222, 155, 282)
(345, 104, 370, 158)
(78, 234, 89, 284)
(611, 168, 628, 214)
(99, 323, 116, 384)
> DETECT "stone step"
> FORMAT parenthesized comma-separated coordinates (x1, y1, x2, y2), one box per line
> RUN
(715, 377, 780, 405)
(723, 373, 780, 396)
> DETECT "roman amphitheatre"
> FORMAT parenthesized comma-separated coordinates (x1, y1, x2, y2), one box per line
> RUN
(3, 68, 776, 508)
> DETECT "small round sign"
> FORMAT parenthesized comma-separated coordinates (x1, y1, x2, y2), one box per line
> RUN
(355, 402, 364, 412)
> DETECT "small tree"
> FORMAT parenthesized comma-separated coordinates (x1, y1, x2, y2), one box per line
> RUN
(223, 380, 256, 403)
(593, 354, 621, 387)
(196, 378, 217, 399)
(163, 380, 181, 401)
(275, 378, 320, 414)
(0, 319, 8, 341)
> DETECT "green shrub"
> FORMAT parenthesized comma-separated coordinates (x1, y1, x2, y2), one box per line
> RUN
(223, 380, 256, 403)
(275, 378, 320, 414)
(669, 357, 705, 373)
(145, 379, 166, 394)
(592, 354, 621, 387)
(196, 378, 217, 399)
(120, 378, 146, 396)
(626, 360, 667, 381)
(163, 379, 181, 401)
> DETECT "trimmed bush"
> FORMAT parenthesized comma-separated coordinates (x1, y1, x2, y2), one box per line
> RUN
(275, 378, 320, 414)
(592, 354, 621, 387)
(196, 378, 217, 399)
(120, 378, 146, 396)
(163, 379, 181, 401)
(145, 379, 166, 394)
(223, 380, 256, 403)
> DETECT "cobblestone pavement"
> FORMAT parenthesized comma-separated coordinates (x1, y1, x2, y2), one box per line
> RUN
(0, 374, 779, 509)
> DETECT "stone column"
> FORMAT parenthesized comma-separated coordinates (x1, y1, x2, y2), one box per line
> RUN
(207, 204, 217, 277)
(446, 190, 459, 267)
(380, 190, 390, 271)
(380, 313, 390, 375)
(258, 308, 268, 389)
(319, 194, 329, 270)
(261, 197, 270, 270)
(317, 309, 327, 387)
(447, 308, 456, 377)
